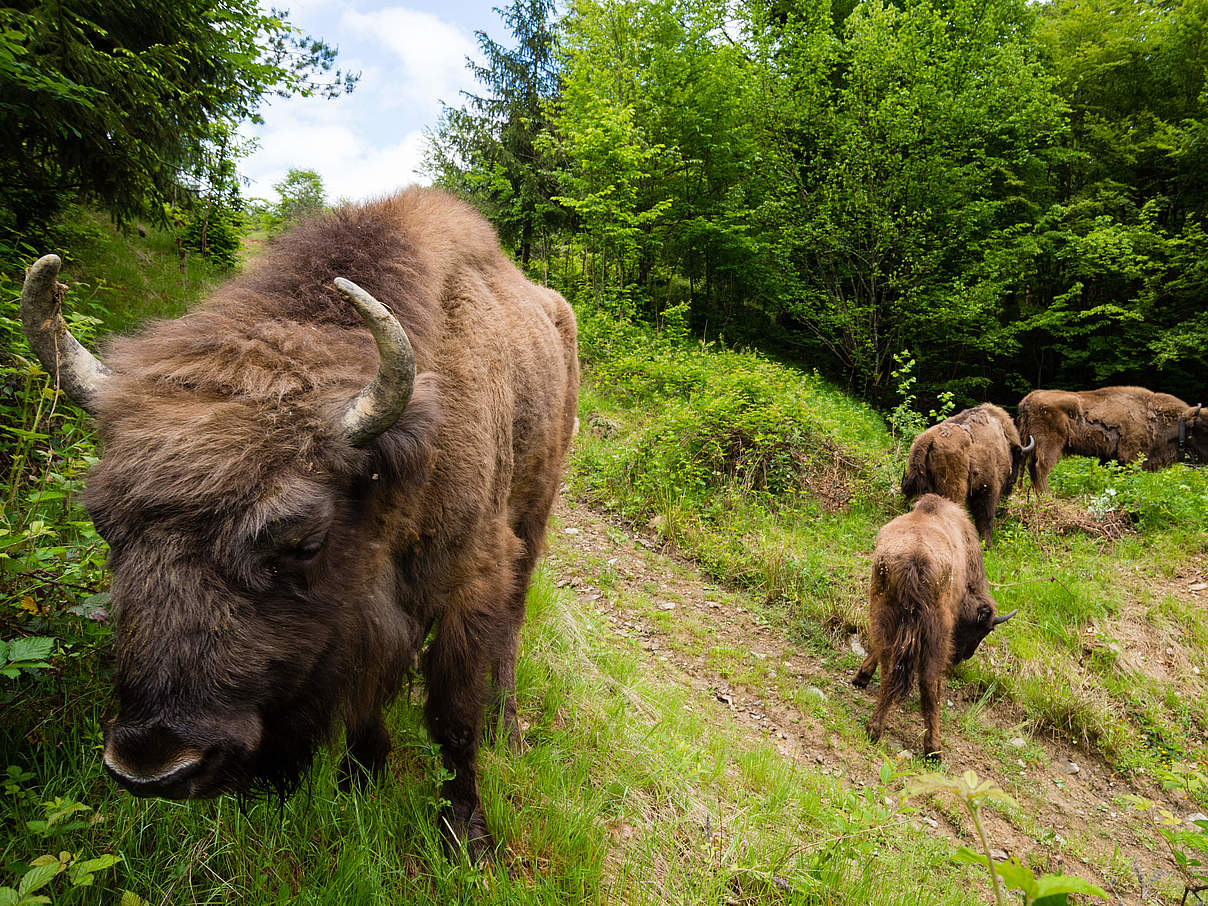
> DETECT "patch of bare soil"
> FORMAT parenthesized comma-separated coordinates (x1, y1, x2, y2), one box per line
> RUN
(547, 497, 1193, 905)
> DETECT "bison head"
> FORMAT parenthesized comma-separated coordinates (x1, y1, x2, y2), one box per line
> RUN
(952, 603, 1016, 664)
(21, 255, 432, 799)
(1181, 403, 1207, 464)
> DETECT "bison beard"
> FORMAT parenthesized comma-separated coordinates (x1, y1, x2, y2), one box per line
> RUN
(19, 189, 579, 860)
(851, 495, 1014, 757)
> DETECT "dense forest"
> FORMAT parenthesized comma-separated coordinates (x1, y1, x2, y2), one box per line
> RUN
(427, 0, 1208, 407)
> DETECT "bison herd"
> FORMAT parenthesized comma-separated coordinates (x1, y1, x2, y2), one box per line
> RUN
(854, 387, 1206, 757)
(16, 189, 1207, 856)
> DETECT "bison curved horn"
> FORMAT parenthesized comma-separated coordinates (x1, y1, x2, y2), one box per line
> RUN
(332, 277, 416, 447)
(20, 254, 112, 414)
(992, 608, 1018, 626)
(1020, 435, 1036, 455)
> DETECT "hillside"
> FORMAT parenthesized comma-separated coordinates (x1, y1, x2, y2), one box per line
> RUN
(2, 220, 1207, 904)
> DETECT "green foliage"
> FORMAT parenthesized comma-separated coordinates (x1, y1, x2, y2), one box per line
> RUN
(1127, 762, 1208, 903)
(0, 1, 355, 238)
(426, 0, 561, 269)
(904, 771, 1107, 905)
(1049, 457, 1208, 532)
(272, 168, 327, 228)
(434, 0, 1208, 407)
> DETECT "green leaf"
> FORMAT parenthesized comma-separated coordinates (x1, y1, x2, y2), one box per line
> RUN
(68, 854, 120, 887)
(6, 637, 54, 663)
(1033, 874, 1108, 898)
(992, 857, 1039, 898)
(16, 862, 60, 897)
(120, 892, 150, 906)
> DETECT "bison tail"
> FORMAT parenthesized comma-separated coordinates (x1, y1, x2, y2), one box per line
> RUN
(884, 555, 936, 704)
(901, 440, 934, 500)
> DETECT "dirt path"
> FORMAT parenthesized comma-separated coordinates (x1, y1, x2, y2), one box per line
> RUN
(546, 496, 1192, 905)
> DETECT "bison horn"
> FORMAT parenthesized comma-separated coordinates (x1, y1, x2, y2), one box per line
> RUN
(332, 277, 416, 447)
(992, 608, 1018, 626)
(1020, 435, 1035, 454)
(19, 254, 112, 414)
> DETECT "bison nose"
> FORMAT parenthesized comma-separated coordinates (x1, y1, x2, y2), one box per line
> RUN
(102, 723, 204, 799)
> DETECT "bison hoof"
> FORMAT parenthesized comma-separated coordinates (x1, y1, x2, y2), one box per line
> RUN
(851, 672, 871, 689)
(866, 721, 883, 744)
(922, 746, 943, 763)
(484, 710, 521, 752)
(440, 804, 496, 865)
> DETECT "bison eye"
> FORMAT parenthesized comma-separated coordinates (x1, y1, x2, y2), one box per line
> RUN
(290, 532, 326, 562)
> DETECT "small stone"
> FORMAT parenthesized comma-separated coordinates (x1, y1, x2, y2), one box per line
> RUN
(921, 817, 938, 829)
(946, 699, 954, 707)
(658, 602, 675, 611)
(563, 527, 580, 536)
(849, 634, 868, 658)
(1063, 761, 1080, 775)
(989, 849, 1008, 862)
(1186, 813, 1208, 828)
(648, 514, 666, 534)
(1189, 582, 1207, 592)
(805, 686, 826, 701)
(1008, 737, 1027, 748)
(895, 749, 913, 761)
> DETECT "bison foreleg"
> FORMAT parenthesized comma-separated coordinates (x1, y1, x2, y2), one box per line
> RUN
(424, 614, 493, 862)
(338, 712, 391, 791)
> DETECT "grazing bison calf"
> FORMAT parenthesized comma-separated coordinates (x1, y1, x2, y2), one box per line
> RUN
(901, 404, 1034, 543)
(19, 189, 579, 859)
(1018, 386, 1207, 494)
(851, 495, 1015, 757)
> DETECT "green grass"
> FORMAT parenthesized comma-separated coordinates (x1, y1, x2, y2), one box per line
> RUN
(570, 309, 1208, 779)
(2, 571, 980, 904)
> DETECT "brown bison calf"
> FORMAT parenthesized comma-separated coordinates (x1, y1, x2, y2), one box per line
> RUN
(19, 189, 579, 859)
(851, 494, 1015, 757)
(1018, 386, 1207, 494)
(901, 404, 1034, 543)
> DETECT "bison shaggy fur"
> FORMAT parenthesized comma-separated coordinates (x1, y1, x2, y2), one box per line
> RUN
(1017, 386, 1207, 494)
(901, 404, 1030, 543)
(851, 494, 1013, 758)
(25, 189, 579, 859)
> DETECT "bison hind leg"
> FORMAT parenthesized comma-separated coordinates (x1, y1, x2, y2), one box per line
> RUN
(338, 712, 391, 792)
(851, 649, 879, 689)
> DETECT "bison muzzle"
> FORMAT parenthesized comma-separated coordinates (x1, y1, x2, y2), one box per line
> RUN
(19, 189, 580, 859)
(851, 494, 1015, 757)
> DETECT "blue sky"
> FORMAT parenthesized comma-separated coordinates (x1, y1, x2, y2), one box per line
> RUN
(240, 2, 507, 203)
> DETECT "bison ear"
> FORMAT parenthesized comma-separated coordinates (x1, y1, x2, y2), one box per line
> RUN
(977, 603, 993, 625)
(364, 372, 442, 486)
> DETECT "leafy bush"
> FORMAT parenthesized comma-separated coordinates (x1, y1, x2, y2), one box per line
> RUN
(1049, 457, 1208, 532)
(575, 310, 894, 521)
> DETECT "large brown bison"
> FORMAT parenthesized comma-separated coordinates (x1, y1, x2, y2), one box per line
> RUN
(851, 494, 1015, 758)
(1017, 386, 1207, 494)
(19, 189, 579, 859)
(901, 404, 1034, 543)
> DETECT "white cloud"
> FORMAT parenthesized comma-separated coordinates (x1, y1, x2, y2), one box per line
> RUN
(342, 7, 479, 115)
(239, 6, 482, 203)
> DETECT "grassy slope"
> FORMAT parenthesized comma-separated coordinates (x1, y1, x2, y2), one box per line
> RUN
(571, 310, 1208, 778)
(3, 221, 1206, 903)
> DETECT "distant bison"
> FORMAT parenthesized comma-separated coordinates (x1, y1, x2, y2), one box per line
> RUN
(901, 404, 1034, 543)
(19, 189, 579, 859)
(1017, 386, 1207, 494)
(851, 494, 1015, 758)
